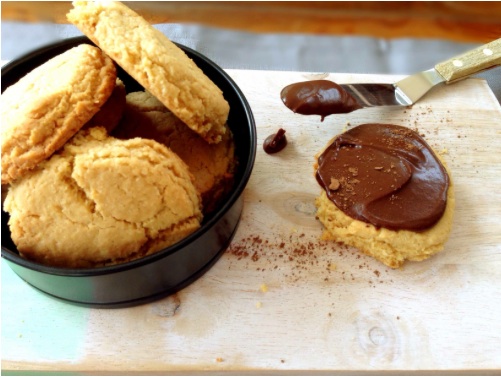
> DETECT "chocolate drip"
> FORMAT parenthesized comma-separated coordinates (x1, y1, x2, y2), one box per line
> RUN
(316, 124, 449, 231)
(263, 128, 287, 154)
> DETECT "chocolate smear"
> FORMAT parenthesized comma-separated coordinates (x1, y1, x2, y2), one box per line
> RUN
(281, 80, 361, 120)
(316, 123, 449, 231)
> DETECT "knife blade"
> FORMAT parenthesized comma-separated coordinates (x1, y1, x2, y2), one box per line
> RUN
(340, 38, 501, 108)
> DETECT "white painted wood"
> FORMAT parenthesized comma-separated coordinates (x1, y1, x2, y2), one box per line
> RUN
(2, 71, 501, 373)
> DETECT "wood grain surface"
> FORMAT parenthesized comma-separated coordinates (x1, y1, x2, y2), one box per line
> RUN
(2, 1, 501, 43)
(435, 38, 501, 82)
(2, 70, 501, 374)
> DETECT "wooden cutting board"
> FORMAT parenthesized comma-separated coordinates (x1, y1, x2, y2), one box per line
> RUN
(2, 70, 501, 373)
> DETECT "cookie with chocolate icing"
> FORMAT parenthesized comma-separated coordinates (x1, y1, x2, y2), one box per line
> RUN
(314, 123, 455, 268)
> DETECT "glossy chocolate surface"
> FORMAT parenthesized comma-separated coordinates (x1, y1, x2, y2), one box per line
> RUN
(263, 128, 287, 154)
(316, 124, 449, 231)
(281, 80, 361, 120)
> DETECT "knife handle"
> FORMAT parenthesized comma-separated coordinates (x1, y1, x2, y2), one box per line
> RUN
(434, 38, 501, 82)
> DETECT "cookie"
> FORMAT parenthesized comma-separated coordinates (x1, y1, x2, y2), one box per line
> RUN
(314, 124, 455, 268)
(1, 44, 117, 184)
(67, 1, 230, 144)
(315, 184, 455, 268)
(113, 91, 236, 213)
(83, 78, 126, 133)
(4, 127, 203, 268)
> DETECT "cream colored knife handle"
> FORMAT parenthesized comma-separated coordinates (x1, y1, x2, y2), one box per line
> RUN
(434, 38, 501, 82)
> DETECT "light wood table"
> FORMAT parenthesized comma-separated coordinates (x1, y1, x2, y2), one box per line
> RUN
(2, 69, 501, 374)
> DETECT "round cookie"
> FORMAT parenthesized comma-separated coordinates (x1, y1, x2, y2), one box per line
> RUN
(113, 91, 236, 213)
(314, 124, 455, 268)
(1, 44, 117, 184)
(3, 127, 203, 268)
(67, 1, 230, 144)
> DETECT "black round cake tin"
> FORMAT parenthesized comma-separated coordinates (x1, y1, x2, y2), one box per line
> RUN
(1, 36, 256, 308)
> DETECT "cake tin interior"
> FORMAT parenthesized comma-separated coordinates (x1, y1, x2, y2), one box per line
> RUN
(1, 36, 256, 306)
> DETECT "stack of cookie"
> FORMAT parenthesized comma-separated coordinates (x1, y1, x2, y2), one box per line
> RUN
(1, 1, 236, 268)
(113, 91, 236, 214)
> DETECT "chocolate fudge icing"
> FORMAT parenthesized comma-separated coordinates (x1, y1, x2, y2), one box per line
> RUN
(316, 124, 449, 231)
(281, 80, 361, 120)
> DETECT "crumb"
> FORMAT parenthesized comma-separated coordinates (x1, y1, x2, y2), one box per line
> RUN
(328, 263, 336, 271)
(329, 178, 340, 191)
(256, 301, 262, 308)
(216, 357, 224, 363)
(260, 283, 268, 293)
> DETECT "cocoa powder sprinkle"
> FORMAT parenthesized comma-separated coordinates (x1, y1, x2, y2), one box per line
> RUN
(226, 233, 392, 285)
